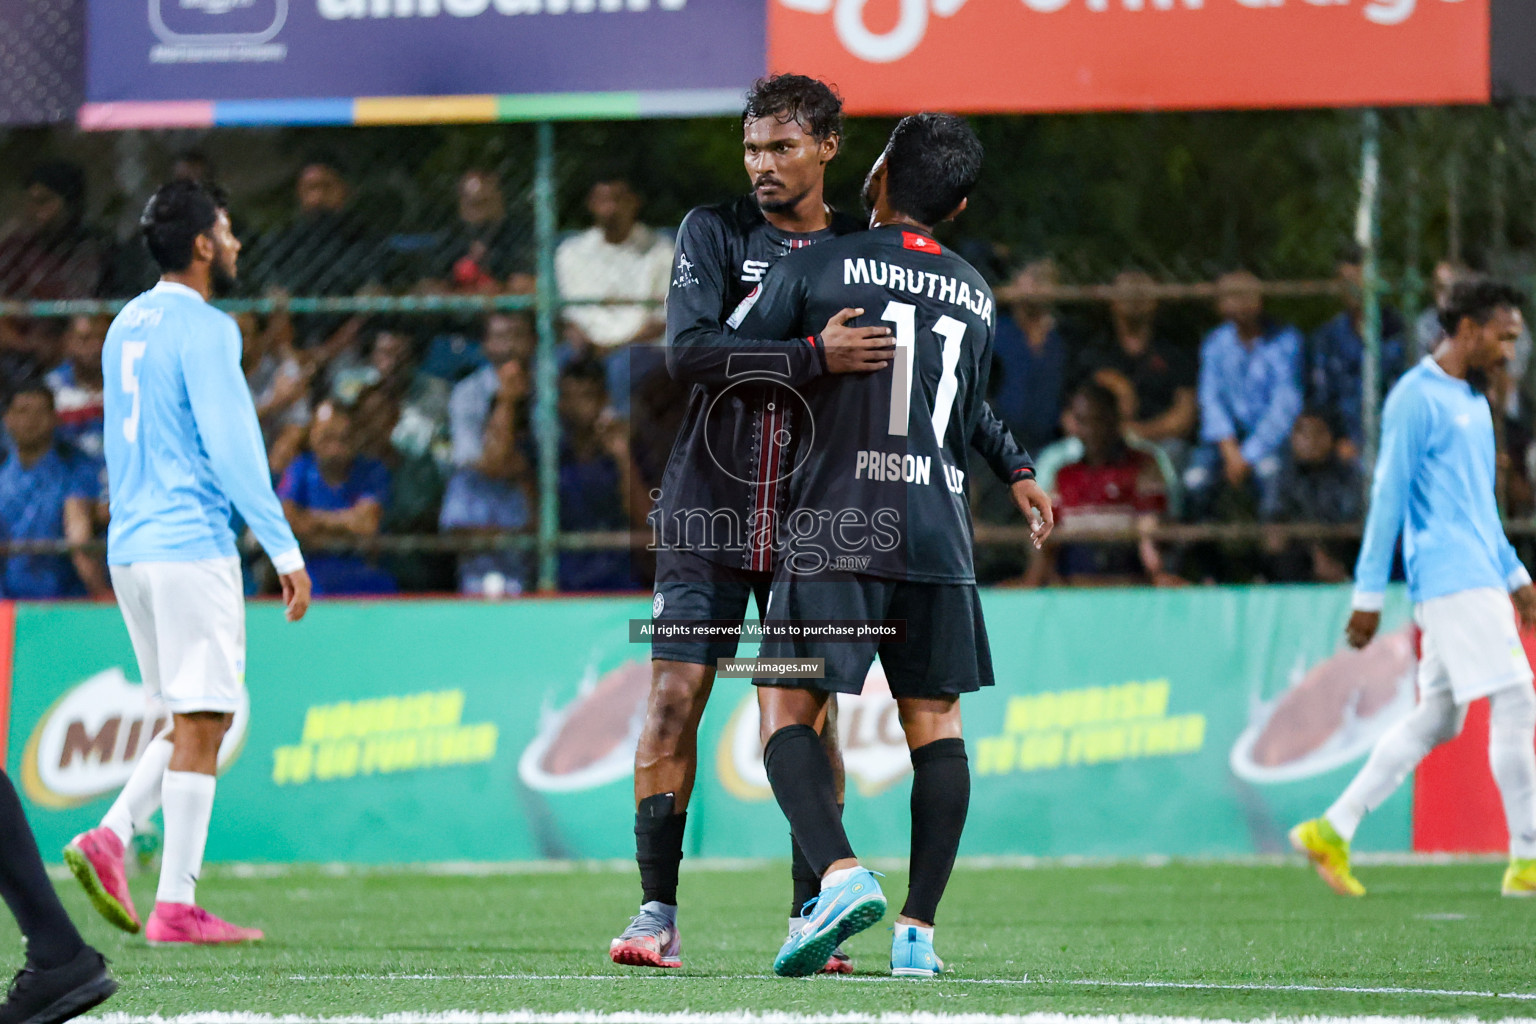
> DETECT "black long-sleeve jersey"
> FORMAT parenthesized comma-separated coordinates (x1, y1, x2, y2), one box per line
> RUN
(734, 225, 1030, 584)
(657, 195, 863, 572)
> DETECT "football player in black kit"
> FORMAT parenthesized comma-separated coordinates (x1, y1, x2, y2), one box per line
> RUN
(610, 81, 1053, 972)
(734, 114, 1052, 978)
(611, 74, 890, 973)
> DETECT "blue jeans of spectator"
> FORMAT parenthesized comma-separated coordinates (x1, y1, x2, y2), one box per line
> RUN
(1182, 443, 1283, 523)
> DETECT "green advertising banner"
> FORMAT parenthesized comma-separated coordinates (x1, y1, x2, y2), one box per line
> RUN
(6, 586, 1415, 865)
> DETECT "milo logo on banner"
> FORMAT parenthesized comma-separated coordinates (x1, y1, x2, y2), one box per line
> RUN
(21, 668, 249, 809)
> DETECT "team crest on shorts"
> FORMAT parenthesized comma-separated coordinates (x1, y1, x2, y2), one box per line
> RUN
(652, 592, 665, 618)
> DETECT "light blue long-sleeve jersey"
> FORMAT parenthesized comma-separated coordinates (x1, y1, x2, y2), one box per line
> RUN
(103, 281, 303, 573)
(1352, 356, 1530, 610)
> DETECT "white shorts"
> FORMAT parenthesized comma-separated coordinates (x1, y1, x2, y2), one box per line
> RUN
(110, 557, 246, 714)
(1415, 587, 1534, 705)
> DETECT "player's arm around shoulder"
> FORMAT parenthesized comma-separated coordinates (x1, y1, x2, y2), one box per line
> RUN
(754, 248, 894, 374)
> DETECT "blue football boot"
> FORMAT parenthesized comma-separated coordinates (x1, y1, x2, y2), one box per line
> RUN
(773, 867, 886, 977)
(890, 923, 944, 977)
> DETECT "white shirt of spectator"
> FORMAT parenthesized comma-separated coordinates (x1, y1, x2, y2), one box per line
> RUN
(555, 223, 672, 349)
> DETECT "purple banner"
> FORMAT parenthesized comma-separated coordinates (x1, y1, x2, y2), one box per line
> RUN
(86, 0, 765, 104)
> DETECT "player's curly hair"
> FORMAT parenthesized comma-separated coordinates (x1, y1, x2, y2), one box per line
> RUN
(883, 113, 983, 227)
(742, 74, 843, 142)
(1439, 278, 1527, 336)
(140, 179, 228, 273)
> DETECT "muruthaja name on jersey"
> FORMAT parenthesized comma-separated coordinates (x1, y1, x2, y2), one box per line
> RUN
(843, 258, 994, 326)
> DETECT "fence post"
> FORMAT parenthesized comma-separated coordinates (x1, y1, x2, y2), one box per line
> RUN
(534, 120, 560, 592)
(1357, 108, 1383, 481)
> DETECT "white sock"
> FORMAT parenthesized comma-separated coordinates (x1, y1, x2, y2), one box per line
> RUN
(158, 771, 216, 906)
(101, 736, 173, 847)
(899, 923, 935, 940)
(1489, 685, 1536, 860)
(1325, 689, 1464, 843)
(640, 900, 676, 922)
(821, 866, 857, 890)
(789, 916, 805, 935)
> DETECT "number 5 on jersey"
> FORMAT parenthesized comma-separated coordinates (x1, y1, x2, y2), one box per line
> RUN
(883, 300, 965, 449)
(122, 341, 148, 443)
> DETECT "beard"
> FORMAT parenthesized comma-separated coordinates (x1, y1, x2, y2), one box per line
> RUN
(210, 255, 237, 296)
(757, 186, 811, 215)
(1467, 367, 1490, 394)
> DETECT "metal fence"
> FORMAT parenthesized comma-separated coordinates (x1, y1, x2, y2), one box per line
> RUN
(4, 107, 1536, 594)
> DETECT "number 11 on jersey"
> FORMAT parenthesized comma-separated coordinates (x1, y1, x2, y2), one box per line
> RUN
(882, 301, 965, 449)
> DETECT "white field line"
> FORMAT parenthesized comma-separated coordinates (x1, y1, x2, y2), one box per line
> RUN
(48, 852, 1506, 882)
(254, 974, 1536, 1002)
(85, 1014, 1536, 1024)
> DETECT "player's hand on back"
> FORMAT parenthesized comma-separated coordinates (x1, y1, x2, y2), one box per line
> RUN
(1513, 584, 1536, 632)
(820, 308, 894, 374)
(1345, 609, 1380, 650)
(1010, 478, 1055, 549)
(280, 567, 313, 623)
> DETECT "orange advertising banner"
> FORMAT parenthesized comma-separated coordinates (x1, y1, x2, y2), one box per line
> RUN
(769, 0, 1490, 114)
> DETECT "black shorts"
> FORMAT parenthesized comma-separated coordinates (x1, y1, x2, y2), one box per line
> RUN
(650, 546, 772, 666)
(755, 573, 994, 698)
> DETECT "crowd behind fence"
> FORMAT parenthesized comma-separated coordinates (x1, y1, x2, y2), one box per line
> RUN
(3, 115, 1536, 600)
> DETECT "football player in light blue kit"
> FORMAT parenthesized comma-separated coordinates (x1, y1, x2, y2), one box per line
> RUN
(1292, 279, 1536, 898)
(63, 181, 312, 946)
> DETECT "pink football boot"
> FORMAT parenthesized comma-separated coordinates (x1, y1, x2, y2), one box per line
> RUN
(145, 903, 264, 946)
(63, 828, 140, 933)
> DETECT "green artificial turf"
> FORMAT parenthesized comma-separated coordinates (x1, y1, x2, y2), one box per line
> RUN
(14, 859, 1534, 1020)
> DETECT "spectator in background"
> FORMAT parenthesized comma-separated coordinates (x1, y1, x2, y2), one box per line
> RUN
(1413, 260, 1464, 359)
(0, 164, 104, 391)
(1306, 249, 1406, 460)
(554, 179, 671, 416)
(171, 148, 216, 185)
(1074, 269, 1197, 465)
(277, 400, 396, 595)
(248, 156, 380, 297)
(1024, 383, 1176, 588)
(330, 329, 450, 443)
(45, 314, 107, 461)
(556, 359, 646, 592)
(1260, 408, 1363, 583)
(990, 258, 1069, 456)
(353, 383, 452, 592)
(240, 302, 313, 478)
(1184, 270, 1302, 521)
(0, 385, 108, 599)
(421, 170, 535, 296)
(0, 162, 103, 300)
(442, 315, 535, 595)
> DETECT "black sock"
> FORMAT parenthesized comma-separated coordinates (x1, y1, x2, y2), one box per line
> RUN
(791, 802, 843, 916)
(635, 793, 686, 907)
(0, 770, 84, 969)
(764, 725, 854, 876)
(901, 738, 969, 925)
